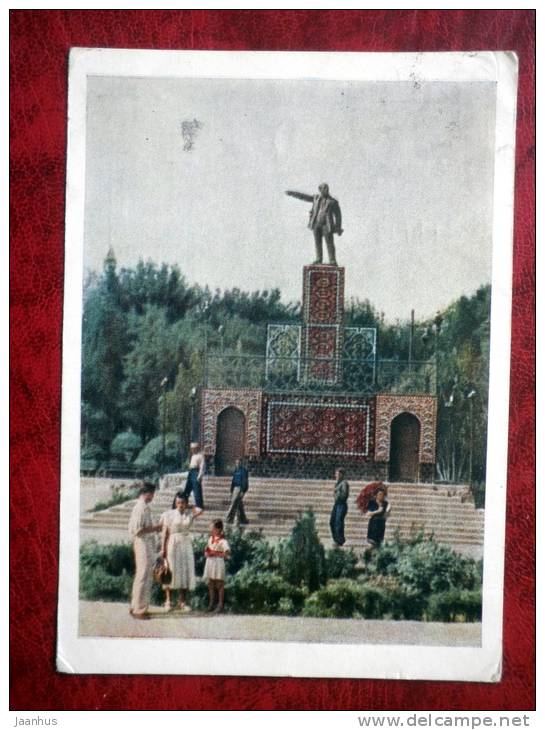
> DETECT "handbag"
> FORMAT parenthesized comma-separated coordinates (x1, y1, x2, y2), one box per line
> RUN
(153, 557, 172, 585)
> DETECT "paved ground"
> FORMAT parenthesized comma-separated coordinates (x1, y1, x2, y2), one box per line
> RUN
(80, 477, 133, 514)
(79, 600, 481, 646)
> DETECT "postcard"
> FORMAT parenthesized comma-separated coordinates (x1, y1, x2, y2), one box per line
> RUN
(57, 49, 518, 680)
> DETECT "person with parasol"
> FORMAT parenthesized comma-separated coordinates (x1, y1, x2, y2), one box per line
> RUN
(356, 481, 392, 550)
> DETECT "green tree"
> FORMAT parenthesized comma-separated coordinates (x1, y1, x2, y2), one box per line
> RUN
(278, 509, 326, 592)
(164, 350, 204, 455)
(118, 260, 197, 322)
(81, 250, 128, 447)
(435, 286, 490, 483)
(121, 306, 181, 442)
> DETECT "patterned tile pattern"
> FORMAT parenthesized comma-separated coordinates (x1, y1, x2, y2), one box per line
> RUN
(302, 265, 345, 324)
(265, 324, 301, 381)
(303, 324, 341, 383)
(263, 394, 373, 457)
(374, 394, 437, 463)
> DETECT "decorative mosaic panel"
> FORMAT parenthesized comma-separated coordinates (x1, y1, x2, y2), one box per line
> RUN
(302, 265, 345, 325)
(265, 324, 301, 381)
(343, 327, 377, 361)
(302, 324, 341, 383)
(343, 326, 377, 386)
(201, 389, 262, 457)
(266, 399, 370, 456)
(374, 394, 437, 463)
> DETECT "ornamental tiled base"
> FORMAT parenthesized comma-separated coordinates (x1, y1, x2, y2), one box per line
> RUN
(201, 389, 436, 481)
(199, 262, 437, 482)
(265, 396, 371, 456)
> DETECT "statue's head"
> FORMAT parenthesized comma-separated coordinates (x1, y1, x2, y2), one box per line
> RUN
(318, 183, 329, 196)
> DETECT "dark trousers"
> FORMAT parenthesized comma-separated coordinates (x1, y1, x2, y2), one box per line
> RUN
(313, 227, 337, 264)
(183, 468, 204, 509)
(225, 487, 248, 525)
(330, 501, 347, 546)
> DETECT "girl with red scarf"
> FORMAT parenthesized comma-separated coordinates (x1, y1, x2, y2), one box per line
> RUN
(204, 519, 230, 613)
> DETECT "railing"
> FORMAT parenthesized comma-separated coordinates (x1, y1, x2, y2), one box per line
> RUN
(204, 353, 436, 395)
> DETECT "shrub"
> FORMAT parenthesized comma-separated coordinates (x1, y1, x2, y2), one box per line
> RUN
(80, 541, 134, 575)
(192, 534, 208, 578)
(325, 546, 358, 580)
(80, 541, 169, 605)
(363, 575, 426, 621)
(364, 532, 481, 597)
(426, 588, 482, 622)
(190, 579, 210, 611)
(302, 578, 389, 619)
(79, 542, 135, 602)
(80, 564, 134, 602)
(111, 429, 143, 462)
(227, 566, 306, 615)
(393, 541, 480, 595)
(134, 433, 182, 471)
(278, 509, 326, 592)
(81, 442, 105, 460)
(224, 528, 274, 575)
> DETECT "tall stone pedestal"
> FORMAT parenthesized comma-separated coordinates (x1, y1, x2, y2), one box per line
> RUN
(301, 264, 345, 384)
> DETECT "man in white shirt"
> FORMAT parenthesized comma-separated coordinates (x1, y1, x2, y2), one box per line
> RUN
(183, 441, 205, 511)
(128, 482, 161, 619)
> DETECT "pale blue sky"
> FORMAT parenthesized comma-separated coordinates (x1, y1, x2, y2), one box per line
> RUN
(84, 76, 496, 321)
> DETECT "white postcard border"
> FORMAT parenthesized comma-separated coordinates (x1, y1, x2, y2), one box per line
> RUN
(58, 49, 518, 681)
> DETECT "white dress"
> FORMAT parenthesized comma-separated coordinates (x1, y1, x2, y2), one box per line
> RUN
(203, 536, 230, 581)
(161, 509, 196, 590)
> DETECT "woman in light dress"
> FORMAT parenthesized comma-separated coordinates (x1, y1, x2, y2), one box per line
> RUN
(204, 519, 231, 613)
(160, 491, 200, 612)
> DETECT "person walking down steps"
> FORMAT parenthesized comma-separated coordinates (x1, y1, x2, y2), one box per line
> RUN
(225, 458, 250, 526)
(183, 441, 205, 511)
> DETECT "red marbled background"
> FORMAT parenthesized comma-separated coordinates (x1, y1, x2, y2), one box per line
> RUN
(10, 10, 535, 710)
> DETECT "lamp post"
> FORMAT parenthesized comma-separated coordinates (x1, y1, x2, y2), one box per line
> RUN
(433, 312, 443, 395)
(408, 309, 414, 373)
(189, 386, 197, 443)
(466, 388, 477, 487)
(160, 376, 168, 475)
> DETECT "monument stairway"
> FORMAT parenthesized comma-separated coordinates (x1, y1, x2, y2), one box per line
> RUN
(80, 476, 485, 552)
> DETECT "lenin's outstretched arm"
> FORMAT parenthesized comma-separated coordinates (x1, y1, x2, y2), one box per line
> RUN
(285, 190, 314, 203)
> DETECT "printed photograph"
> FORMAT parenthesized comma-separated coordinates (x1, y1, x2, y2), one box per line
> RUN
(58, 50, 517, 679)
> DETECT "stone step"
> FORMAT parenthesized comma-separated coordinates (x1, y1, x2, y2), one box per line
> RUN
(84, 504, 482, 524)
(118, 488, 479, 506)
(164, 476, 470, 491)
(80, 513, 482, 535)
(82, 507, 482, 524)
(81, 513, 481, 535)
(82, 477, 483, 550)
(79, 523, 483, 546)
